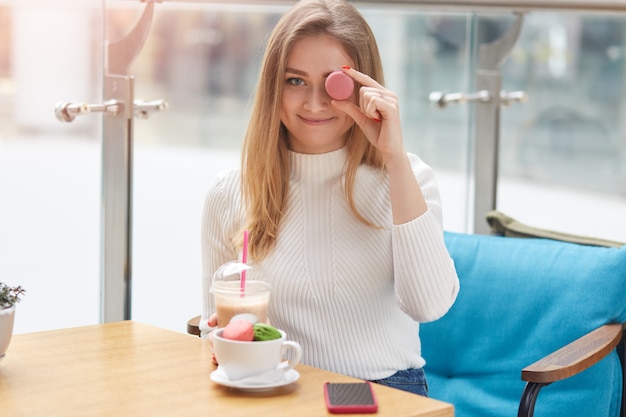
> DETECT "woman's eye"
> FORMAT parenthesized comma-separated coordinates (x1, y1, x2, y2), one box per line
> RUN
(286, 77, 305, 86)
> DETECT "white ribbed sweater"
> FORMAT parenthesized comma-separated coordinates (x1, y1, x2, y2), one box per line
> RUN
(200, 147, 459, 380)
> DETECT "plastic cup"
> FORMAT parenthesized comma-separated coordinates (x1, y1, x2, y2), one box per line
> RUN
(211, 280, 270, 327)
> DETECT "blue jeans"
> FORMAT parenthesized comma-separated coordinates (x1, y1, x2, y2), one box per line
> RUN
(370, 368, 428, 397)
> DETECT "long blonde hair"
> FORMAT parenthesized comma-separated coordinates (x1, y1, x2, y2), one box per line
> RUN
(239, 0, 385, 261)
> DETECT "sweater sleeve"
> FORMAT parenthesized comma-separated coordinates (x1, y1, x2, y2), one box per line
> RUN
(199, 169, 242, 338)
(392, 154, 460, 322)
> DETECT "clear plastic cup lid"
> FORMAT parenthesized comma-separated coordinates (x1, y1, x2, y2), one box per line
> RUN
(212, 261, 251, 284)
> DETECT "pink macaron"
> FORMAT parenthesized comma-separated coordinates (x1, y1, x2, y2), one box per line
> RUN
(222, 319, 254, 342)
(325, 70, 354, 101)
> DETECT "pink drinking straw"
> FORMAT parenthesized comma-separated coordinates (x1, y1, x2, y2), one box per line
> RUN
(240, 230, 249, 297)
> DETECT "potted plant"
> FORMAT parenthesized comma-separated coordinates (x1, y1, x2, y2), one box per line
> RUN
(0, 283, 25, 361)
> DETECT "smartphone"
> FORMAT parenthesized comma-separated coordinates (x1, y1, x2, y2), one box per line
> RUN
(324, 382, 378, 414)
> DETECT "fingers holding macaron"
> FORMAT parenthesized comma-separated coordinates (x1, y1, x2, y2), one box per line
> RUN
(329, 66, 397, 124)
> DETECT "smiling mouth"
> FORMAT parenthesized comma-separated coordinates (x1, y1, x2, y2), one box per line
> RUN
(299, 116, 335, 125)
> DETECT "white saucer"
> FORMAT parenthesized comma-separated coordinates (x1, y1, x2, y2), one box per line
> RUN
(210, 367, 300, 391)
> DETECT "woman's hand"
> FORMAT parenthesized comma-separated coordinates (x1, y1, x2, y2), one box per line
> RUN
(331, 66, 404, 163)
(207, 313, 218, 328)
(207, 313, 219, 365)
(332, 66, 428, 223)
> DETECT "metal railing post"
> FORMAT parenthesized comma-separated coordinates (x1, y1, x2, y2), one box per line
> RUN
(472, 12, 524, 234)
(101, 0, 157, 321)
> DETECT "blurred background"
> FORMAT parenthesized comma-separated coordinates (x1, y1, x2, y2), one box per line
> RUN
(1, 0, 625, 335)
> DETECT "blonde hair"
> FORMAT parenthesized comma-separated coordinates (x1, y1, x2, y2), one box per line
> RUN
(239, 0, 385, 260)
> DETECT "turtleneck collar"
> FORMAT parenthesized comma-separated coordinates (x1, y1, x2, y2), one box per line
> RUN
(289, 147, 347, 184)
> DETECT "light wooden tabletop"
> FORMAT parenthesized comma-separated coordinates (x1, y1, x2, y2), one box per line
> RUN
(0, 321, 453, 417)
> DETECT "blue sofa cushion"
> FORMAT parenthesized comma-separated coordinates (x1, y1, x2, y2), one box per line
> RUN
(421, 232, 626, 417)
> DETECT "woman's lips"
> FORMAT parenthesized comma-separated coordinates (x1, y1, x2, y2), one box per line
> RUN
(299, 115, 335, 125)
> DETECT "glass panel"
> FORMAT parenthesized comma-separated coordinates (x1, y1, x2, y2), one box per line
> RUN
(420, 13, 474, 231)
(498, 11, 626, 242)
(119, 2, 473, 333)
(112, 2, 626, 332)
(13, 1, 624, 334)
(0, 1, 103, 333)
(124, 2, 287, 333)
(371, 11, 472, 232)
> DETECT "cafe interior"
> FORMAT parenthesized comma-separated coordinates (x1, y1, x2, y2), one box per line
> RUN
(1, 0, 625, 416)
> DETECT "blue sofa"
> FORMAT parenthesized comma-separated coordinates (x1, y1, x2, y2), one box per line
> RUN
(421, 223, 626, 417)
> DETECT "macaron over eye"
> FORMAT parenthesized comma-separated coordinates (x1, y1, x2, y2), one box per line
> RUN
(325, 70, 354, 101)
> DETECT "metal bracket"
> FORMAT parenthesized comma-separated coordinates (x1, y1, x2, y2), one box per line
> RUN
(134, 99, 168, 118)
(54, 99, 167, 122)
(429, 90, 527, 108)
(429, 90, 491, 108)
(54, 100, 120, 122)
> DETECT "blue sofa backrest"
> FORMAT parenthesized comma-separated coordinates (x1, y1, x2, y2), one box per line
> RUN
(421, 232, 626, 417)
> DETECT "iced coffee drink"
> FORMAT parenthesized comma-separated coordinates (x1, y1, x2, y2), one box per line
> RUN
(212, 280, 270, 327)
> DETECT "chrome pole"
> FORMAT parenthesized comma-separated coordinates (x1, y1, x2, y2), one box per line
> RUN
(101, 0, 157, 322)
(472, 12, 524, 234)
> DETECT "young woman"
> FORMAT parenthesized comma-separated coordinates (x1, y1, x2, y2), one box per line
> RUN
(200, 0, 459, 396)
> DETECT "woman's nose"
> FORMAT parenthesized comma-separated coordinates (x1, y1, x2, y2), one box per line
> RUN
(303, 86, 329, 111)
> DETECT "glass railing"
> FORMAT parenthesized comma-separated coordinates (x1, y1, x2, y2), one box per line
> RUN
(1, 0, 624, 334)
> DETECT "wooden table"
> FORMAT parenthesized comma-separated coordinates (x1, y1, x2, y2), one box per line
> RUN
(0, 321, 453, 417)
